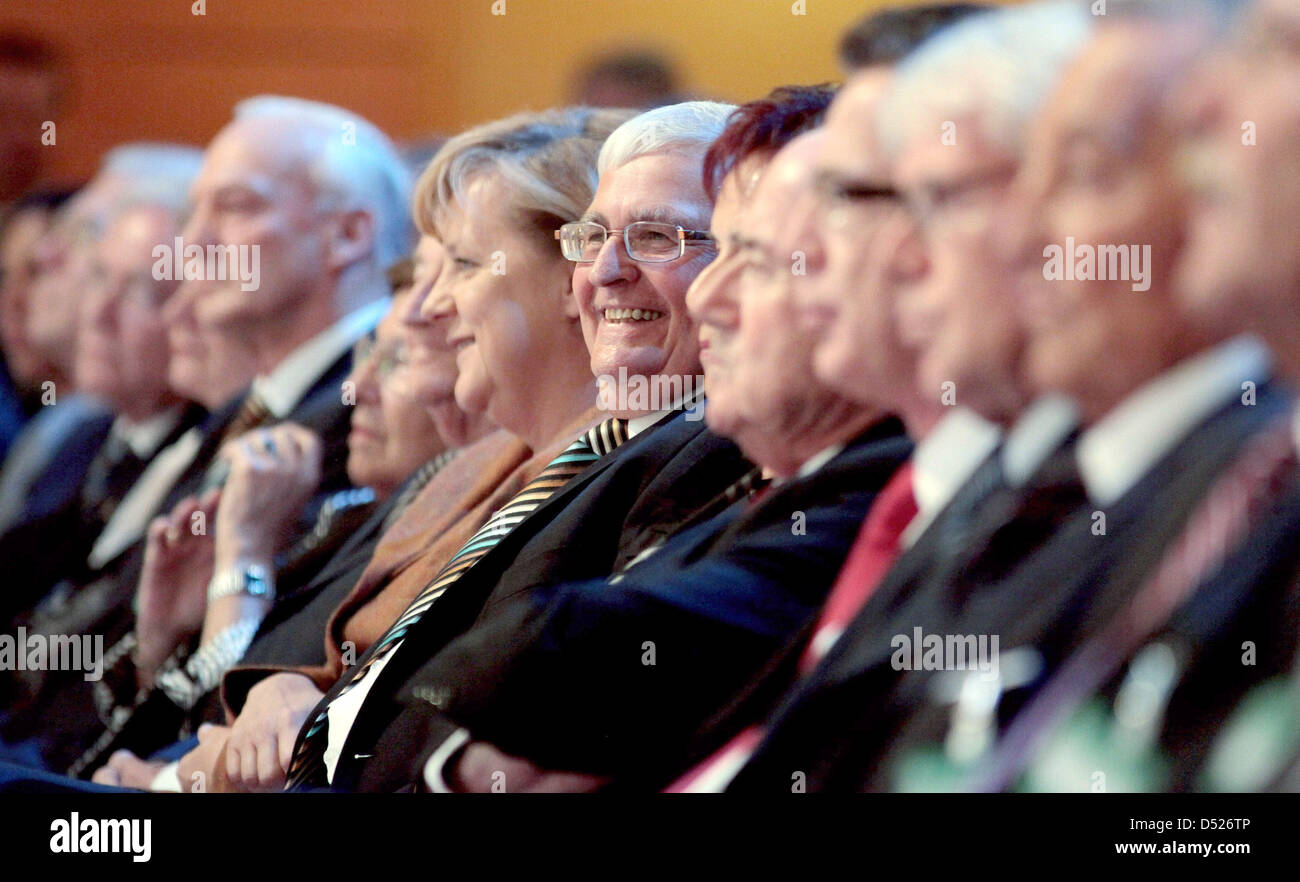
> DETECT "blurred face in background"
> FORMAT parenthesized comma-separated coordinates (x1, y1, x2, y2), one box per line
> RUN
(0, 203, 55, 389)
(572, 149, 716, 406)
(346, 289, 442, 497)
(76, 204, 181, 420)
(892, 111, 1026, 424)
(1004, 21, 1210, 421)
(1177, 0, 1300, 374)
(26, 173, 131, 385)
(695, 133, 878, 475)
(687, 154, 764, 442)
(169, 116, 337, 388)
(802, 70, 934, 431)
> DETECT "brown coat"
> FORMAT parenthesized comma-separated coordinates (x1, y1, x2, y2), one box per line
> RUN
(219, 408, 605, 715)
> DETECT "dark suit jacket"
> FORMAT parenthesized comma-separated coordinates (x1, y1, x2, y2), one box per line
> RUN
(311, 409, 755, 791)
(354, 421, 913, 792)
(69, 478, 404, 775)
(725, 384, 1292, 792)
(2, 349, 360, 774)
(0, 404, 204, 627)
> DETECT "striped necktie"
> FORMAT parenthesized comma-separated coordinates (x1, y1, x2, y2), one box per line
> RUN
(285, 416, 629, 787)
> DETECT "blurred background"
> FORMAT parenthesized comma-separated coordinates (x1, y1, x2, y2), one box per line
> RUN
(2, 0, 1014, 191)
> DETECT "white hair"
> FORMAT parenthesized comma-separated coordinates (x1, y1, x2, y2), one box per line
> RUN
(234, 95, 414, 270)
(97, 142, 204, 218)
(877, 2, 1093, 160)
(597, 100, 737, 176)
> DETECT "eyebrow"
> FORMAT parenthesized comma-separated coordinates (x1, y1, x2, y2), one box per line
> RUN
(579, 205, 705, 228)
(815, 169, 898, 198)
(210, 182, 270, 204)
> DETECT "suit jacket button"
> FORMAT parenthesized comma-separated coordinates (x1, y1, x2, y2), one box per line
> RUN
(413, 684, 451, 708)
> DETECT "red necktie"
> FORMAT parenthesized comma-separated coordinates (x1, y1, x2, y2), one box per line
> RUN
(799, 461, 917, 673)
(667, 461, 917, 792)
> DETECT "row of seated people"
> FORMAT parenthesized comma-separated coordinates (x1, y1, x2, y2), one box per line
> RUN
(0, 0, 1297, 794)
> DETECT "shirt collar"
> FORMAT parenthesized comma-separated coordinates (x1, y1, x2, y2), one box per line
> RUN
(111, 406, 186, 459)
(912, 406, 1003, 517)
(1000, 394, 1080, 488)
(625, 389, 706, 439)
(250, 298, 388, 418)
(1077, 335, 1272, 508)
(627, 408, 673, 440)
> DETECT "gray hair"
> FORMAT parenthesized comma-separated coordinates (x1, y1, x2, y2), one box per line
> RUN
(234, 95, 414, 270)
(98, 142, 203, 218)
(414, 106, 634, 242)
(1104, 0, 1248, 35)
(877, 2, 1093, 160)
(597, 100, 737, 176)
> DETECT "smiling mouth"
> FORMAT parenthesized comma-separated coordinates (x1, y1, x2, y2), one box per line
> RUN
(603, 308, 664, 323)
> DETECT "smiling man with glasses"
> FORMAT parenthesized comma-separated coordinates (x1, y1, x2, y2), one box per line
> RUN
(564, 103, 726, 419)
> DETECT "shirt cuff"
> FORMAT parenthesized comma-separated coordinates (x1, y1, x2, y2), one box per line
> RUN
(151, 761, 183, 793)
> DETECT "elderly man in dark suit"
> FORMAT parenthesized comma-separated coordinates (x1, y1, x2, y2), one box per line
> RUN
(1158, 0, 1300, 792)
(0, 95, 413, 774)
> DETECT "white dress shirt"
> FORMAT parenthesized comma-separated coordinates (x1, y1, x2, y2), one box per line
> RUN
(1076, 335, 1271, 508)
(902, 407, 1003, 548)
(999, 394, 1080, 489)
(87, 300, 386, 571)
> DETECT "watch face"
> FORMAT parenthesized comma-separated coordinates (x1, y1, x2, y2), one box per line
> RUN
(246, 564, 271, 596)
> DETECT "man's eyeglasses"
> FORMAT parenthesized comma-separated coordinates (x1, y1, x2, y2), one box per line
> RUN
(555, 221, 715, 263)
(353, 335, 410, 381)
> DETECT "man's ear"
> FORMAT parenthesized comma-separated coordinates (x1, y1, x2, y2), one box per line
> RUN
(325, 209, 376, 272)
(561, 266, 582, 321)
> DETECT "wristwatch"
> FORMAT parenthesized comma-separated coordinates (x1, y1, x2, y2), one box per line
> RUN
(207, 563, 275, 605)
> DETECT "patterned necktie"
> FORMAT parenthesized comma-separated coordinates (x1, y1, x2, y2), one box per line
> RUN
(220, 391, 273, 446)
(80, 433, 144, 525)
(285, 416, 629, 787)
(200, 392, 275, 493)
(968, 418, 1297, 792)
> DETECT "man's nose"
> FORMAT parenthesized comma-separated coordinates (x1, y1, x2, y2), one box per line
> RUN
(685, 258, 738, 328)
(588, 233, 638, 288)
(180, 202, 217, 248)
(82, 279, 116, 329)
